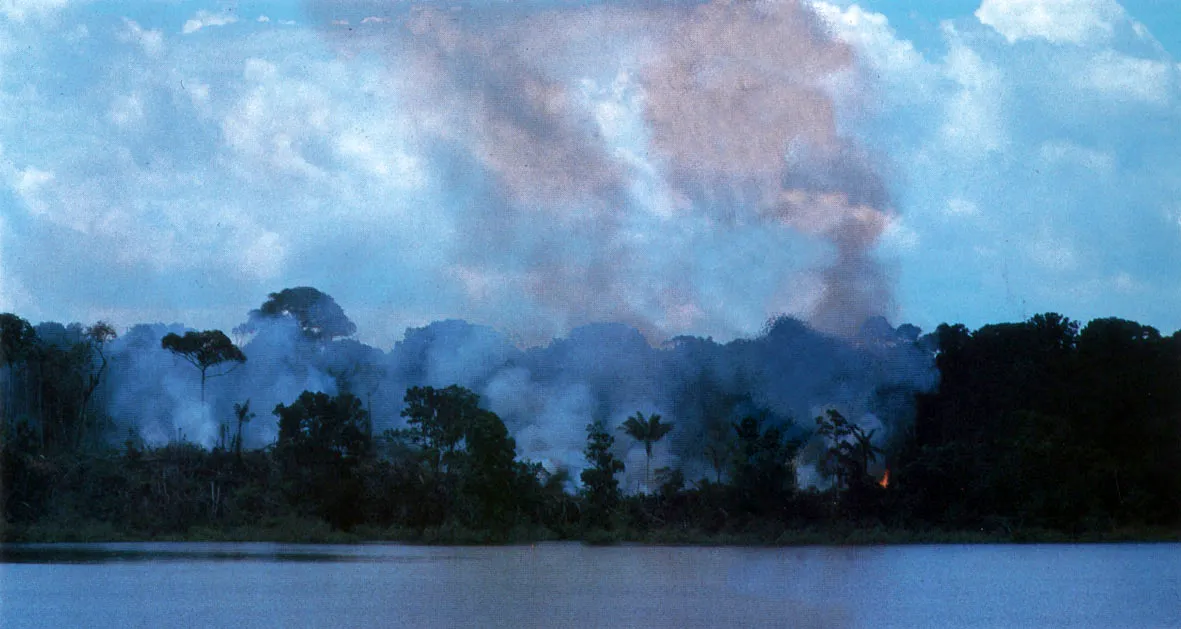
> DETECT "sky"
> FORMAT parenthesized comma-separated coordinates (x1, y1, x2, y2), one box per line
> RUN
(1, 0, 1179, 348)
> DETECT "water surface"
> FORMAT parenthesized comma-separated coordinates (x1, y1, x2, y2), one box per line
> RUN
(2, 542, 1178, 628)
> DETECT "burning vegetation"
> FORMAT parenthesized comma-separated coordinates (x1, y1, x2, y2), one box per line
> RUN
(2, 293, 1179, 542)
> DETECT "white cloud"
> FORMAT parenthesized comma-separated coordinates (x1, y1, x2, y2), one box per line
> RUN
(975, 0, 1123, 45)
(880, 216, 920, 252)
(812, 2, 943, 114)
(940, 29, 1007, 155)
(1028, 232, 1077, 272)
(120, 18, 163, 56)
(1111, 271, 1142, 294)
(0, 0, 69, 22)
(336, 132, 426, 189)
(946, 198, 980, 217)
(239, 230, 285, 280)
(1086, 51, 1173, 105)
(183, 79, 211, 115)
(1038, 140, 1115, 173)
(257, 15, 269, 23)
(360, 17, 389, 25)
(182, 10, 238, 35)
(242, 58, 277, 82)
(108, 93, 144, 127)
(0, 213, 34, 313)
(14, 166, 53, 214)
(813, 3, 928, 79)
(221, 60, 334, 179)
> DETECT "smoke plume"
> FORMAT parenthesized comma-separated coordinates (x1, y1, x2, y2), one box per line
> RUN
(91, 309, 934, 490)
(309, 0, 897, 339)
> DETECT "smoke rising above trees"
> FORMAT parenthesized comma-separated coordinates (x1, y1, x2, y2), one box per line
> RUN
(1, 287, 937, 483)
(4, 292, 1180, 539)
(307, 0, 899, 341)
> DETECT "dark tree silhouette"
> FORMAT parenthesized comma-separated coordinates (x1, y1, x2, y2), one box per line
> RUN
(231, 400, 255, 457)
(581, 420, 625, 527)
(815, 409, 880, 490)
(161, 330, 245, 404)
(400, 385, 483, 475)
(620, 411, 673, 493)
(0, 313, 37, 426)
(239, 287, 356, 342)
(75, 322, 117, 447)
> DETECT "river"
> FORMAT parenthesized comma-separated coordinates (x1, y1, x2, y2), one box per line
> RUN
(2, 542, 1178, 628)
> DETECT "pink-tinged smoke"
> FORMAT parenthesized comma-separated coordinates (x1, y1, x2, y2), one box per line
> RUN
(309, 0, 896, 340)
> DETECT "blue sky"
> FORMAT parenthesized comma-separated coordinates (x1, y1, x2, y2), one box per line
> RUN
(2, 0, 1179, 347)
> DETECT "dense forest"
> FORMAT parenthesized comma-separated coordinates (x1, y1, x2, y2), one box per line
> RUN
(2, 289, 1179, 543)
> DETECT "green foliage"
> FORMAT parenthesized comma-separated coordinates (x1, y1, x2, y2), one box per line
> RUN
(395, 385, 532, 529)
(273, 391, 372, 529)
(901, 313, 1181, 530)
(581, 420, 625, 528)
(400, 385, 482, 473)
(727, 415, 800, 517)
(3, 308, 1180, 543)
(0, 313, 37, 367)
(275, 391, 372, 462)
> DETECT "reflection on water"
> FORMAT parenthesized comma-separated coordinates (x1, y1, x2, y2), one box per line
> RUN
(0, 543, 463, 565)
(1, 542, 1179, 628)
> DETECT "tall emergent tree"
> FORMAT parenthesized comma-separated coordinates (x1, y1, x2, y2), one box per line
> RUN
(620, 411, 673, 493)
(238, 287, 356, 342)
(161, 330, 246, 404)
(75, 321, 117, 447)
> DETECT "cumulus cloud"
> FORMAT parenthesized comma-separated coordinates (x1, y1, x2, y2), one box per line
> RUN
(14, 166, 54, 214)
(0, 0, 69, 22)
(945, 198, 980, 217)
(182, 10, 238, 35)
(119, 18, 163, 56)
(940, 31, 1007, 155)
(812, 2, 934, 92)
(1039, 140, 1115, 173)
(1086, 50, 1173, 105)
(108, 93, 144, 127)
(975, 0, 1124, 45)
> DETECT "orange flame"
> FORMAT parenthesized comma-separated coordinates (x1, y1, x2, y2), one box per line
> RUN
(878, 469, 890, 489)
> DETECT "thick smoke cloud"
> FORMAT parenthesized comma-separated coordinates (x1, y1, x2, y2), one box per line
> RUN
(53, 0, 922, 489)
(89, 306, 935, 490)
(309, 0, 897, 340)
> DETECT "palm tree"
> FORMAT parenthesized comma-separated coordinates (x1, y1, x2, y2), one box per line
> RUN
(620, 412, 674, 493)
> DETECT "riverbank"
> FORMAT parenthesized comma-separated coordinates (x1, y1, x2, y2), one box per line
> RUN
(7, 518, 1179, 546)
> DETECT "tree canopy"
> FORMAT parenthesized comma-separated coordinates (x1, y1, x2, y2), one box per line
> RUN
(620, 411, 673, 492)
(242, 287, 356, 341)
(161, 330, 246, 402)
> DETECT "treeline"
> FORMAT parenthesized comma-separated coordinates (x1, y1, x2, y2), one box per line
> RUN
(2, 311, 1180, 543)
(897, 314, 1181, 532)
